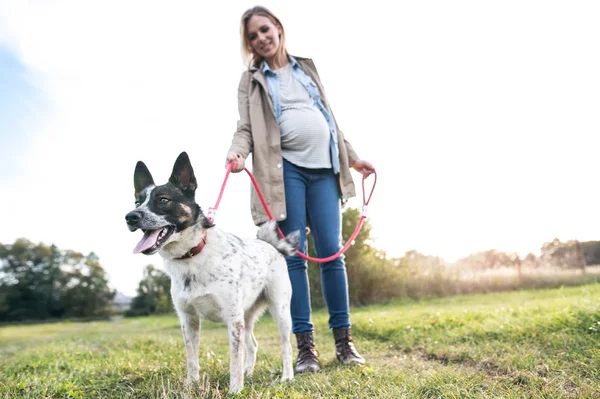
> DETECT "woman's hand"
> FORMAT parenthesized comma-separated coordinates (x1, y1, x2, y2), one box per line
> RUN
(352, 159, 376, 178)
(226, 151, 246, 173)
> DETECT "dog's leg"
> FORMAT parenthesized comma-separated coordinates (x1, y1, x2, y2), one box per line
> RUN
(227, 318, 245, 394)
(244, 303, 266, 376)
(179, 312, 201, 386)
(268, 298, 294, 381)
(244, 329, 258, 377)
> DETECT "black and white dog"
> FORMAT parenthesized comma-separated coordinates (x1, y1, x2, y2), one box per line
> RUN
(125, 152, 299, 393)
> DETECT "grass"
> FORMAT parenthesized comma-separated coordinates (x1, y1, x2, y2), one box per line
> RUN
(1, 283, 599, 398)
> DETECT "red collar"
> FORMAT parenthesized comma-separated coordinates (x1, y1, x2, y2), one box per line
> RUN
(177, 231, 207, 260)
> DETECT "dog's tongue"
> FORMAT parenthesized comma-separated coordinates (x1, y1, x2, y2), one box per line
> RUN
(133, 229, 161, 254)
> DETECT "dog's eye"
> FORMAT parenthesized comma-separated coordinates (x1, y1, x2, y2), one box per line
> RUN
(160, 197, 171, 203)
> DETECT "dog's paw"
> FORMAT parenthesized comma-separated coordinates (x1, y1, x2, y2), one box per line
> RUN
(228, 385, 243, 395)
(281, 372, 294, 382)
(185, 374, 199, 387)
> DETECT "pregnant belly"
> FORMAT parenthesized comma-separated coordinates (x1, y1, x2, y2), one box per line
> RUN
(279, 107, 330, 151)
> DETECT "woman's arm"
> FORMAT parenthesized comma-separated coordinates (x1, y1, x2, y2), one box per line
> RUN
(341, 133, 375, 177)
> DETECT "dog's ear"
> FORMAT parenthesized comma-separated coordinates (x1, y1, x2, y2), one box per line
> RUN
(134, 161, 155, 197)
(169, 152, 197, 195)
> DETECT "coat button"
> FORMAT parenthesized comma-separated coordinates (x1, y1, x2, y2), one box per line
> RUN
(280, 213, 285, 219)
(277, 163, 282, 168)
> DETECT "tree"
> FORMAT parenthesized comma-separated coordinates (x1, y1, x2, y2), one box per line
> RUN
(127, 265, 172, 316)
(523, 253, 538, 268)
(0, 239, 115, 322)
(60, 252, 116, 318)
(0, 239, 64, 321)
(580, 241, 600, 266)
(540, 238, 589, 270)
(541, 238, 565, 267)
(455, 250, 519, 271)
(574, 241, 587, 274)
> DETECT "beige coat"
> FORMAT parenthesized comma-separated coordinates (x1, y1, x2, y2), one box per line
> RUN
(228, 56, 359, 226)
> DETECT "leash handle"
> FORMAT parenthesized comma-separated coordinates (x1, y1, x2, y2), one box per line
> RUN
(214, 161, 377, 263)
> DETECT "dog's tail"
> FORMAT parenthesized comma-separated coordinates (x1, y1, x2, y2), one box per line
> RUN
(257, 221, 300, 257)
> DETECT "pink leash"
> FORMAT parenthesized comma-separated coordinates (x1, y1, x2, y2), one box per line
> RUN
(208, 163, 377, 263)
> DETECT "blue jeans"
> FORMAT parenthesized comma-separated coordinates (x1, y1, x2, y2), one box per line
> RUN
(278, 158, 351, 333)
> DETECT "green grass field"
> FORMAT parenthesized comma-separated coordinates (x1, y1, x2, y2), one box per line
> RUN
(1, 283, 599, 398)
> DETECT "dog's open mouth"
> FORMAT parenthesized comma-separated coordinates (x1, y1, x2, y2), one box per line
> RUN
(133, 226, 175, 255)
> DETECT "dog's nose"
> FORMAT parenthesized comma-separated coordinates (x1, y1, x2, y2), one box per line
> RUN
(125, 211, 142, 225)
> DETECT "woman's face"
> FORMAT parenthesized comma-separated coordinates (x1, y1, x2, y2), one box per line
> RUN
(246, 15, 282, 62)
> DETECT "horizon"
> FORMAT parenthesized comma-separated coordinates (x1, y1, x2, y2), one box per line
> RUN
(1, 1, 598, 296)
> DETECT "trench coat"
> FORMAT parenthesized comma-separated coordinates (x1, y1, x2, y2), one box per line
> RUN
(228, 56, 359, 225)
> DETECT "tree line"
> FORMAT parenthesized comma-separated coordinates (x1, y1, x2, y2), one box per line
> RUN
(2, 210, 598, 322)
(0, 239, 115, 322)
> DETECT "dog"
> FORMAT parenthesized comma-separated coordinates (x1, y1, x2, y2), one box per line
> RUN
(125, 152, 299, 393)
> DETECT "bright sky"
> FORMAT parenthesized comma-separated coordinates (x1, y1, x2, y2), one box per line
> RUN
(1, 1, 599, 296)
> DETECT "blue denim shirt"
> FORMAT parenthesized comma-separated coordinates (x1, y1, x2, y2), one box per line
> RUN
(261, 56, 340, 174)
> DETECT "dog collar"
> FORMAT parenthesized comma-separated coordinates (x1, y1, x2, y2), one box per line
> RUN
(177, 231, 207, 260)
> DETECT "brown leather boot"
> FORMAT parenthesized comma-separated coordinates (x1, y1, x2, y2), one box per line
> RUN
(333, 327, 365, 365)
(294, 331, 322, 373)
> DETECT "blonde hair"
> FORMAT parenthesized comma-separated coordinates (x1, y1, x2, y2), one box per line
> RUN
(240, 6, 288, 69)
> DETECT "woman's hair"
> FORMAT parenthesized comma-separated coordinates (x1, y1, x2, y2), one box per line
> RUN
(240, 6, 288, 68)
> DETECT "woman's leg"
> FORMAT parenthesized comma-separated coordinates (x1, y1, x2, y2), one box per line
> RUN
(305, 168, 351, 330)
(306, 168, 365, 365)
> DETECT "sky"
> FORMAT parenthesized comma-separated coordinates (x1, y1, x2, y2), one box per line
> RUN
(1, 0, 599, 296)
